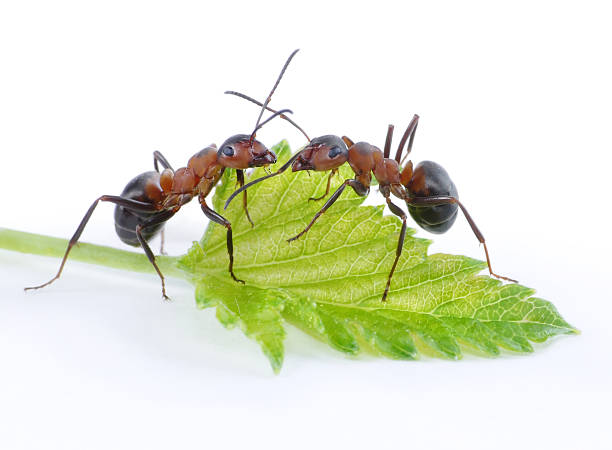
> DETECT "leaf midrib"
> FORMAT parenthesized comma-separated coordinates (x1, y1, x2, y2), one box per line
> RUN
(306, 300, 574, 330)
(199, 273, 573, 331)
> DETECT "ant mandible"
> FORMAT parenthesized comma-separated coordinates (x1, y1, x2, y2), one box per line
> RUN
(24, 50, 300, 300)
(224, 93, 517, 301)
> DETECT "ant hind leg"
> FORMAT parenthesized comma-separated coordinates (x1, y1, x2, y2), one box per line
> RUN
(405, 195, 517, 283)
(25, 195, 160, 292)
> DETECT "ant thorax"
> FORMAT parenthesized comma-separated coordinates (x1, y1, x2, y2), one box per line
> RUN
(170, 167, 198, 194)
(346, 142, 384, 188)
(159, 158, 223, 207)
(195, 164, 224, 198)
(184, 145, 226, 198)
(188, 145, 219, 178)
(373, 158, 402, 188)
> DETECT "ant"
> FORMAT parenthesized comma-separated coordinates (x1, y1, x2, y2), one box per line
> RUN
(224, 92, 517, 301)
(24, 50, 300, 300)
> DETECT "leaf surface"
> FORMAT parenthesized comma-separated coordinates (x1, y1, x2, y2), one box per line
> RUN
(178, 141, 576, 371)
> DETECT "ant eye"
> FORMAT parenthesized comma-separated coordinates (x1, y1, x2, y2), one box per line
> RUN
(328, 146, 342, 158)
(222, 146, 235, 157)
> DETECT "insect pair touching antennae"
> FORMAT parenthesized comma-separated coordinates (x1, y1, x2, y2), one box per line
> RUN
(225, 74, 517, 301)
(25, 48, 516, 302)
(24, 50, 300, 299)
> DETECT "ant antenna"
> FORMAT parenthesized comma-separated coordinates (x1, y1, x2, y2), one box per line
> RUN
(226, 90, 311, 142)
(249, 49, 300, 146)
(252, 109, 294, 135)
(224, 150, 304, 210)
(395, 114, 419, 164)
(383, 124, 394, 159)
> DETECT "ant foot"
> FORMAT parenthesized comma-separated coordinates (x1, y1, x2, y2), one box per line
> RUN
(308, 195, 325, 202)
(381, 288, 390, 302)
(490, 272, 518, 283)
(231, 274, 245, 284)
(287, 232, 303, 243)
(161, 288, 172, 301)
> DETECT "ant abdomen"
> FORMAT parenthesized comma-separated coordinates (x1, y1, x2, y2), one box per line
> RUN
(114, 171, 164, 246)
(406, 161, 458, 234)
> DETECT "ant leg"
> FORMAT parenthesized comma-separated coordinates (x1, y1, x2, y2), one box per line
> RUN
(200, 198, 245, 284)
(224, 151, 304, 210)
(309, 169, 338, 202)
(153, 151, 174, 172)
(236, 169, 254, 227)
(406, 195, 517, 283)
(383, 124, 395, 159)
(288, 179, 369, 242)
(159, 227, 167, 255)
(25, 196, 160, 292)
(135, 209, 177, 301)
(396, 114, 419, 165)
(153, 150, 175, 258)
(151, 151, 173, 255)
(342, 136, 355, 148)
(381, 195, 408, 302)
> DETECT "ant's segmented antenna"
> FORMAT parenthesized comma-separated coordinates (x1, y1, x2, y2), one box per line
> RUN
(383, 124, 394, 159)
(249, 49, 300, 146)
(226, 90, 311, 142)
(252, 109, 293, 134)
(224, 151, 304, 210)
(395, 114, 419, 164)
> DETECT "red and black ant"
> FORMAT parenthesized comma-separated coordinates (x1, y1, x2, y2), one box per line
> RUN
(24, 50, 300, 300)
(224, 93, 517, 301)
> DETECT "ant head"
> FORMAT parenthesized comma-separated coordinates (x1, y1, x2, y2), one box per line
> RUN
(217, 134, 277, 169)
(219, 50, 299, 171)
(292, 135, 348, 172)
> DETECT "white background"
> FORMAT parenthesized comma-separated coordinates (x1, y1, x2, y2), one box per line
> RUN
(1, 1, 611, 449)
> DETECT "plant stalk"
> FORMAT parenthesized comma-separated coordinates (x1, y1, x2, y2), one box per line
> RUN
(0, 228, 184, 279)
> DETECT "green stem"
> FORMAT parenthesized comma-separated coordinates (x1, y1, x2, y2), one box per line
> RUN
(0, 228, 184, 279)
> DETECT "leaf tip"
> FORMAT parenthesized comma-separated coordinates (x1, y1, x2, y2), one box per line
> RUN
(258, 335, 285, 374)
(268, 354, 284, 375)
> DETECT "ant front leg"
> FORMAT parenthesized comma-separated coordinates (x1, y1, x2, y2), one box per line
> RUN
(25, 195, 160, 293)
(406, 195, 517, 283)
(235, 169, 254, 227)
(381, 195, 408, 302)
(288, 178, 369, 242)
(309, 169, 338, 202)
(199, 197, 245, 284)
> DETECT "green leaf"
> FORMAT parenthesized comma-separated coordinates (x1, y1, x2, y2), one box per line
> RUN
(178, 141, 577, 371)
